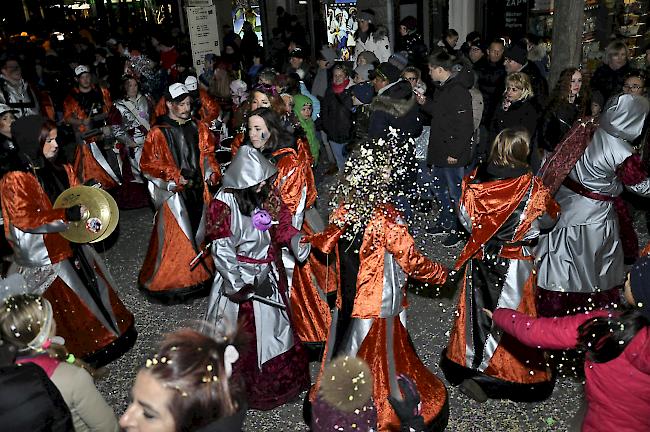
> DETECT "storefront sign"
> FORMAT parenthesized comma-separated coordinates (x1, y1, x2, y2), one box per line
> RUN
(505, 0, 529, 35)
(186, 5, 221, 75)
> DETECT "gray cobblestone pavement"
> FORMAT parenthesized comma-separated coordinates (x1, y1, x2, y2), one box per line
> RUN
(95, 174, 648, 431)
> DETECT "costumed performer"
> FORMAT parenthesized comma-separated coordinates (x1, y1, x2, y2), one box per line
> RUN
(309, 141, 449, 431)
(440, 128, 559, 402)
(247, 107, 339, 356)
(138, 83, 220, 302)
(536, 93, 650, 316)
(0, 115, 135, 366)
(203, 145, 311, 410)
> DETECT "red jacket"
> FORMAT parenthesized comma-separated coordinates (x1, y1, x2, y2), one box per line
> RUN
(493, 309, 650, 432)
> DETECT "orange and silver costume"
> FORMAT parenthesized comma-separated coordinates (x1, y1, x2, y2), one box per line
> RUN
(272, 138, 339, 346)
(0, 148, 135, 365)
(441, 166, 559, 401)
(63, 86, 120, 190)
(315, 203, 449, 431)
(152, 88, 220, 125)
(137, 115, 219, 301)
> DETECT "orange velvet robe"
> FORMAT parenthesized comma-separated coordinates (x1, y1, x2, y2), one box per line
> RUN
(318, 203, 449, 431)
(138, 121, 220, 300)
(443, 172, 560, 400)
(63, 86, 119, 190)
(152, 89, 221, 124)
(0, 167, 134, 362)
(273, 138, 340, 345)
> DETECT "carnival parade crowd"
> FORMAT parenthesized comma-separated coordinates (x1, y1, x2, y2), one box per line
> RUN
(0, 6, 650, 432)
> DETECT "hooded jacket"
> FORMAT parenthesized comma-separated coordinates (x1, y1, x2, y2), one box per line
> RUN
(421, 66, 475, 167)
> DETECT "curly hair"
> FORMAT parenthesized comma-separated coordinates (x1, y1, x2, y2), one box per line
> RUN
(545, 67, 589, 115)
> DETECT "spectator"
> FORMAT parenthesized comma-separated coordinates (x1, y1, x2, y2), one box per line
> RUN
(293, 94, 320, 163)
(503, 41, 549, 109)
(120, 327, 247, 431)
(348, 81, 374, 154)
(247, 48, 265, 84)
(353, 64, 374, 83)
(356, 50, 380, 67)
(240, 21, 259, 69)
(396, 16, 427, 69)
(523, 33, 550, 79)
(539, 68, 589, 153)
(590, 40, 633, 104)
(1, 294, 120, 431)
(416, 50, 474, 247)
(352, 9, 391, 67)
(286, 48, 312, 90)
(437, 29, 459, 56)
(490, 72, 539, 150)
(0, 56, 42, 118)
(460, 31, 482, 58)
(320, 63, 354, 172)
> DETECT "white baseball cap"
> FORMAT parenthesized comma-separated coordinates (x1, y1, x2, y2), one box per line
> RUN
(74, 65, 90, 77)
(168, 83, 189, 99)
(0, 103, 17, 116)
(184, 75, 198, 91)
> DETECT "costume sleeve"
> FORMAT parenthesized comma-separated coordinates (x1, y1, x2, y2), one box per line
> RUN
(210, 200, 246, 295)
(63, 95, 85, 128)
(303, 203, 347, 253)
(385, 215, 448, 285)
(492, 308, 609, 350)
(66, 365, 120, 432)
(101, 87, 113, 111)
(108, 106, 131, 146)
(1, 173, 68, 233)
(65, 164, 80, 187)
(200, 91, 221, 123)
(140, 127, 182, 188)
(275, 154, 308, 229)
(230, 133, 245, 157)
(198, 122, 220, 187)
(618, 154, 650, 195)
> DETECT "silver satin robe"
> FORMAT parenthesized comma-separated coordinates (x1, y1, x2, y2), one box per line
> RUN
(536, 94, 650, 293)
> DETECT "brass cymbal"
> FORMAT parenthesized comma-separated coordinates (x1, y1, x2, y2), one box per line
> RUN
(92, 188, 119, 243)
(53, 186, 117, 243)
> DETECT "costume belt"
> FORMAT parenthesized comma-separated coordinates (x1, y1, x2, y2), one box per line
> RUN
(236, 253, 274, 265)
(562, 176, 614, 201)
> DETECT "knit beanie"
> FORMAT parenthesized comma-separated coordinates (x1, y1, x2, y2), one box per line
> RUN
(351, 82, 374, 105)
(357, 9, 375, 23)
(629, 255, 650, 319)
(504, 43, 528, 66)
(354, 64, 374, 82)
(311, 356, 377, 431)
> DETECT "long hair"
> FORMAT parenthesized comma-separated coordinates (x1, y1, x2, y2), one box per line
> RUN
(577, 308, 649, 363)
(145, 328, 244, 431)
(38, 119, 58, 150)
(248, 107, 293, 155)
(489, 128, 530, 169)
(231, 181, 272, 216)
(545, 67, 589, 114)
(0, 294, 94, 374)
(605, 40, 629, 66)
(249, 88, 286, 116)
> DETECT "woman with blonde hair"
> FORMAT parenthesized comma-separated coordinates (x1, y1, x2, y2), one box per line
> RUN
(0, 294, 119, 431)
(591, 40, 632, 103)
(441, 128, 560, 403)
(490, 72, 540, 159)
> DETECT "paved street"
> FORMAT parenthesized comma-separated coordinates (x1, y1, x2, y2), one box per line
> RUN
(94, 175, 634, 431)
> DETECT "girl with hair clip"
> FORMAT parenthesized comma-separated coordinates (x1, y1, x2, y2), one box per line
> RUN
(120, 326, 247, 432)
(441, 129, 560, 403)
(0, 115, 135, 365)
(244, 107, 339, 360)
(487, 254, 650, 432)
(0, 294, 119, 432)
(307, 141, 449, 431)
(203, 145, 312, 410)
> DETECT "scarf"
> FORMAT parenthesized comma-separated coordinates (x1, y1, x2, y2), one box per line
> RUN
(332, 79, 350, 95)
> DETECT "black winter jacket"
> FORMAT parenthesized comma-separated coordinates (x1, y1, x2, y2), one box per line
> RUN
(474, 57, 506, 126)
(320, 85, 354, 143)
(590, 62, 633, 104)
(489, 98, 539, 145)
(538, 99, 582, 152)
(422, 67, 475, 167)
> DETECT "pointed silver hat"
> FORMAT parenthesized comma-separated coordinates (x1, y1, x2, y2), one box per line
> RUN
(222, 144, 278, 190)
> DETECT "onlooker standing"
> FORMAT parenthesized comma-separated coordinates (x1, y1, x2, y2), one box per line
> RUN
(591, 40, 633, 104)
(352, 9, 391, 67)
(416, 50, 474, 246)
(320, 64, 354, 172)
(368, 62, 423, 219)
(437, 29, 460, 56)
(490, 73, 540, 156)
(396, 16, 427, 69)
(503, 41, 549, 109)
(539, 68, 589, 153)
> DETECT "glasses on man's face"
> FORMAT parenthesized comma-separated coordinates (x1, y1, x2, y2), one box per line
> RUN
(623, 84, 643, 91)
